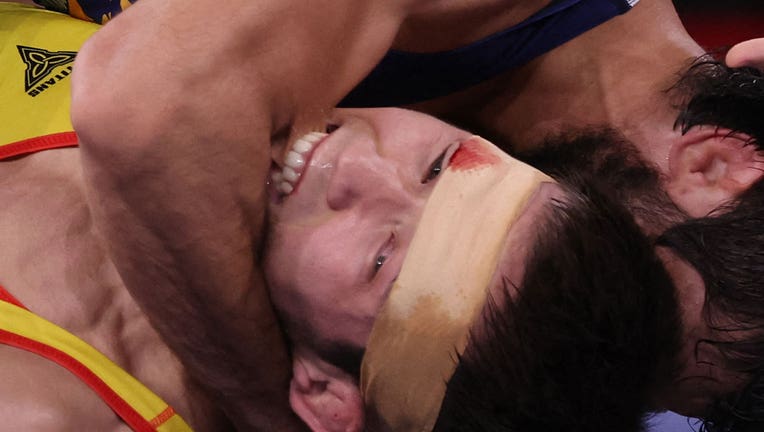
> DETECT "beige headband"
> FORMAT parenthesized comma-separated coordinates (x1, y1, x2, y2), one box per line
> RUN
(360, 136, 554, 431)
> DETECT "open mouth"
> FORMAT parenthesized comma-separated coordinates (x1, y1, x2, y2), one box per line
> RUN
(270, 131, 329, 196)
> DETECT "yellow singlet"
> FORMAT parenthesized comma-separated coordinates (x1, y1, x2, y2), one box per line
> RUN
(0, 5, 193, 431)
(0, 2, 95, 159)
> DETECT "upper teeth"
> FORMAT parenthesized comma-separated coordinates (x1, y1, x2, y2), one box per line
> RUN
(272, 131, 328, 195)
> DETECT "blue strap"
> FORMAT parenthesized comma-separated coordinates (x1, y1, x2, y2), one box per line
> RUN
(340, 0, 636, 107)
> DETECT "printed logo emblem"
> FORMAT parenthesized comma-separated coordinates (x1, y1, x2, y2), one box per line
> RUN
(17, 45, 77, 97)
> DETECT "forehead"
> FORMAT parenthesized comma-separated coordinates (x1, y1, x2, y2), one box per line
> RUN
(360, 142, 560, 427)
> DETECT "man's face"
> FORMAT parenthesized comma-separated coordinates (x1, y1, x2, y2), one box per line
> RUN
(264, 108, 471, 350)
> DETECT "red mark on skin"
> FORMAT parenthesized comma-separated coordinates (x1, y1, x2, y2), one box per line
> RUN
(449, 137, 500, 171)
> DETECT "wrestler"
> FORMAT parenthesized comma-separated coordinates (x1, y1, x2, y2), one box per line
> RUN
(257, 58, 764, 431)
(261, 57, 764, 431)
(67, 0, 691, 431)
(0, 4, 299, 431)
(342, 7, 764, 429)
(69, 0, 764, 431)
(1, 2, 679, 431)
(347, 1, 764, 429)
(22, 0, 761, 430)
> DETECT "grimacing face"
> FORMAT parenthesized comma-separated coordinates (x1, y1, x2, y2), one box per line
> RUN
(263, 107, 553, 356)
(264, 108, 470, 351)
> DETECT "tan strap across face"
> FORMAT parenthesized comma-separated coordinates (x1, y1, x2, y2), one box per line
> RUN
(360, 137, 554, 431)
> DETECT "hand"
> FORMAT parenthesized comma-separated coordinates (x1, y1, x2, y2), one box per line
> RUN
(726, 38, 764, 69)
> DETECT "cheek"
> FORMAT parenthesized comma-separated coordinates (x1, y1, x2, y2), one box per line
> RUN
(264, 226, 310, 311)
(266, 224, 355, 305)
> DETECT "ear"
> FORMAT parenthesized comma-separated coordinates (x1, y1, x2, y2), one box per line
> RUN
(666, 127, 764, 217)
(289, 350, 364, 432)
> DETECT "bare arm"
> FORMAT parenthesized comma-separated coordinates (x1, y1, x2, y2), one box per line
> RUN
(71, 0, 414, 429)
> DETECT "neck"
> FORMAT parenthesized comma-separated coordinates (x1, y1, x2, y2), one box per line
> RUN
(424, 0, 705, 173)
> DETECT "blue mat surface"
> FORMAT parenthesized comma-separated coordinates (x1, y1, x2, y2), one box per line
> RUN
(647, 411, 701, 432)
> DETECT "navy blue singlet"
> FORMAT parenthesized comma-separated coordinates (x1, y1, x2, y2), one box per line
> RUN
(341, 0, 638, 107)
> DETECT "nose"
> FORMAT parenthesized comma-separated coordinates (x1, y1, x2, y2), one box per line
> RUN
(326, 140, 413, 211)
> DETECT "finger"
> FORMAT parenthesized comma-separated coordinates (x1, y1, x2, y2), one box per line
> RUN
(726, 38, 764, 69)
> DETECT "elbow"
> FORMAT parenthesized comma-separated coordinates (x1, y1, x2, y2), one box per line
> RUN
(71, 20, 164, 167)
(72, 26, 134, 163)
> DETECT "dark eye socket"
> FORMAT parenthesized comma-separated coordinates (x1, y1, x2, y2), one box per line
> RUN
(422, 150, 447, 184)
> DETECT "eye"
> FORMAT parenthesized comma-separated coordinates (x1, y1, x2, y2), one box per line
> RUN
(372, 233, 395, 278)
(422, 149, 448, 184)
(373, 254, 388, 274)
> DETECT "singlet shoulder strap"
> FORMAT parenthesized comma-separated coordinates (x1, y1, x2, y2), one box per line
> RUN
(0, 296, 193, 432)
(0, 284, 27, 309)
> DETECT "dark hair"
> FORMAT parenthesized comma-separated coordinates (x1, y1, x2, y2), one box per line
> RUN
(656, 57, 764, 432)
(439, 55, 764, 431)
(671, 56, 764, 143)
(659, 181, 764, 432)
(520, 127, 686, 238)
(434, 175, 682, 431)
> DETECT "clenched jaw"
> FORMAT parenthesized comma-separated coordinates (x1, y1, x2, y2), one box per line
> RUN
(271, 131, 329, 195)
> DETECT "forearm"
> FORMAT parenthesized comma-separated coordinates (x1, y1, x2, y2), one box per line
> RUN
(77, 120, 298, 429)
